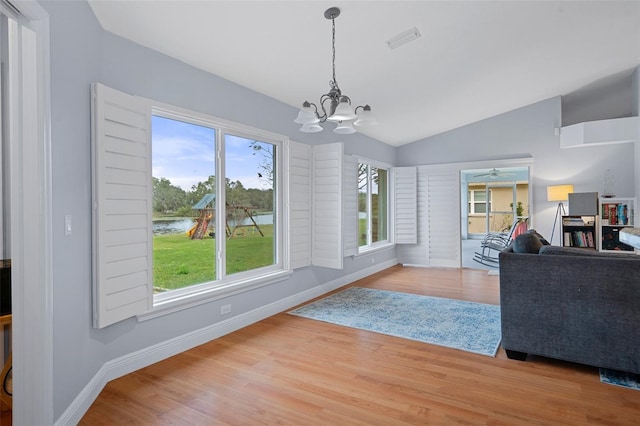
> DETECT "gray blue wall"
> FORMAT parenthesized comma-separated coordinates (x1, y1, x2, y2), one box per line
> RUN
(41, 0, 638, 420)
(43, 0, 395, 420)
(396, 96, 636, 241)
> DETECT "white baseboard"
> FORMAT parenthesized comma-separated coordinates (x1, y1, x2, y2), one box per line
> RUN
(55, 258, 397, 425)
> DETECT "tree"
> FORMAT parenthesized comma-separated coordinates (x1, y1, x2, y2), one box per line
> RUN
(190, 175, 216, 205)
(250, 140, 274, 187)
(153, 177, 187, 214)
(247, 188, 273, 211)
(226, 179, 250, 206)
(358, 163, 368, 191)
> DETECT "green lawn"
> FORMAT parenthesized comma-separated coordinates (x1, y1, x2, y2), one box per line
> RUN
(359, 217, 366, 246)
(153, 224, 274, 292)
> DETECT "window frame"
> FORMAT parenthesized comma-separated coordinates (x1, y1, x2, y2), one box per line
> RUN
(145, 105, 291, 316)
(468, 188, 490, 215)
(357, 158, 392, 254)
(92, 84, 294, 326)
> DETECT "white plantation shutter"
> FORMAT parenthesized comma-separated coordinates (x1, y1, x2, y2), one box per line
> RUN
(397, 166, 459, 267)
(426, 168, 460, 267)
(92, 83, 152, 328)
(289, 141, 312, 269)
(312, 143, 343, 269)
(392, 166, 417, 244)
(343, 155, 358, 256)
(397, 167, 428, 265)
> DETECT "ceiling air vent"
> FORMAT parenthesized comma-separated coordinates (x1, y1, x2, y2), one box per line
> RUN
(386, 27, 421, 50)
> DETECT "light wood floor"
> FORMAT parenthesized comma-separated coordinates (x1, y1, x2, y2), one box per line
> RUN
(80, 265, 640, 425)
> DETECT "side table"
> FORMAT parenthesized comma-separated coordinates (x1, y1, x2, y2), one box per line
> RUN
(619, 227, 640, 250)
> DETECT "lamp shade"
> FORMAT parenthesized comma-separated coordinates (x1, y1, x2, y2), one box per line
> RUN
(333, 120, 356, 134)
(354, 105, 377, 127)
(547, 184, 574, 202)
(299, 123, 323, 133)
(294, 104, 320, 124)
(327, 98, 357, 122)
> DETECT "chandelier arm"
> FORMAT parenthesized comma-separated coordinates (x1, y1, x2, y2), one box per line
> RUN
(307, 102, 320, 117)
(317, 94, 332, 122)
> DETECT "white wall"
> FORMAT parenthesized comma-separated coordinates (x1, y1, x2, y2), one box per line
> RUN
(396, 96, 636, 242)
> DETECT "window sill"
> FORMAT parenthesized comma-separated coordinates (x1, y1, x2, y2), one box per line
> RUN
(355, 242, 395, 258)
(137, 269, 292, 322)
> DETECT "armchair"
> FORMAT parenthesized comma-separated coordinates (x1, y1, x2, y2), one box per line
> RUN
(473, 218, 528, 266)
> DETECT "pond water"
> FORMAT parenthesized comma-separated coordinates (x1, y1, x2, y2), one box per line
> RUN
(153, 214, 274, 235)
(153, 218, 195, 235)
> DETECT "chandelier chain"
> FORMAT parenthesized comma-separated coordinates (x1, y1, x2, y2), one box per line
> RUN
(331, 15, 338, 89)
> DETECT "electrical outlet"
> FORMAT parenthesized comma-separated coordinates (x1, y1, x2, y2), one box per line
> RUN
(221, 304, 231, 315)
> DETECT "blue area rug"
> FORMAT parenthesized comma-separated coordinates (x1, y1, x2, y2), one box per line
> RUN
(289, 287, 501, 357)
(599, 368, 640, 391)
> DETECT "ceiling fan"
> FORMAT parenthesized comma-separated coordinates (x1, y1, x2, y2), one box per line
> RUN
(473, 168, 515, 179)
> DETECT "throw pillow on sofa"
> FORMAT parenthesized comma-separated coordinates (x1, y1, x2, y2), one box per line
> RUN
(526, 229, 550, 245)
(511, 229, 549, 253)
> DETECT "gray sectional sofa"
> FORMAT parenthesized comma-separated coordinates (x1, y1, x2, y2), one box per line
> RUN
(499, 240, 640, 374)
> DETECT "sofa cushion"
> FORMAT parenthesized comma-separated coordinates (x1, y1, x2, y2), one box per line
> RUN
(539, 245, 639, 258)
(512, 232, 544, 253)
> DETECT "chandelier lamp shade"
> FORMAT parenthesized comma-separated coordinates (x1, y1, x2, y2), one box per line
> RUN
(294, 7, 377, 134)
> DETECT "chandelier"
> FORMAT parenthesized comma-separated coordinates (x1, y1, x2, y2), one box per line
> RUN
(294, 7, 376, 134)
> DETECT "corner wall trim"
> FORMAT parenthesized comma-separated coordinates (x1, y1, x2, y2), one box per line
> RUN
(54, 258, 398, 425)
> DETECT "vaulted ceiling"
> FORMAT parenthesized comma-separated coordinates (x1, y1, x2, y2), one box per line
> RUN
(88, 1, 640, 147)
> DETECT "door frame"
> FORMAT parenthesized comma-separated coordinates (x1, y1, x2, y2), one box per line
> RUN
(459, 158, 533, 265)
(5, 1, 53, 424)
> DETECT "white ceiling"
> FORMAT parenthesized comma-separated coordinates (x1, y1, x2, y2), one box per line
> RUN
(87, 1, 640, 147)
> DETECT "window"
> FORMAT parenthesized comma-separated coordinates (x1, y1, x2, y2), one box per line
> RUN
(91, 83, 290, 327)
(151, 111, 283, 305)
(358, 162, 389, 249)
(468, 189, 489, 214)
(151, 115, 217, 293)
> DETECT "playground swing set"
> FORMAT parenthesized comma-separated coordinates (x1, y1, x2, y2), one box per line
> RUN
(187, 194, 264, 240)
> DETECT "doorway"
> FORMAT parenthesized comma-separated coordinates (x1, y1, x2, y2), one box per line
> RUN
(0, 6, 13, 419)
(0, 1, 53, 424)
(461, 166, 530, 270)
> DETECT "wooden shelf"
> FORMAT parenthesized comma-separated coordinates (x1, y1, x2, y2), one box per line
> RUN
(561, 215, 596, 249)
(599, 197, 636, 253)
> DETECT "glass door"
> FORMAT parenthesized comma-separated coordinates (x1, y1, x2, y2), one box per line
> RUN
(464, 168, 529, 239)
(486, 181, 519, 234)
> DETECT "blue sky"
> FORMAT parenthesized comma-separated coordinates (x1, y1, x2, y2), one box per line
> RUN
(151, 115, 270, 191)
